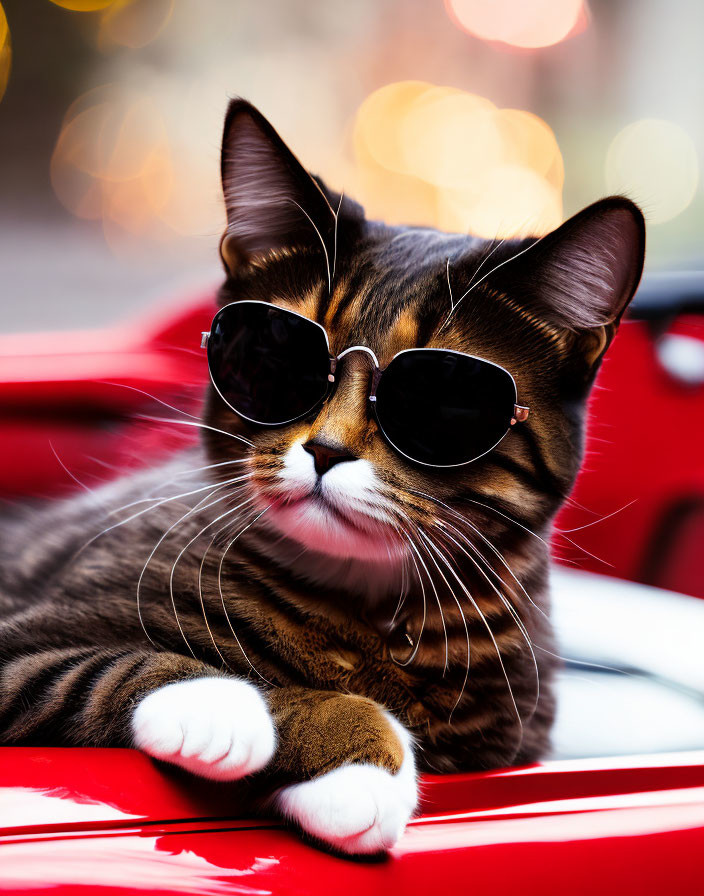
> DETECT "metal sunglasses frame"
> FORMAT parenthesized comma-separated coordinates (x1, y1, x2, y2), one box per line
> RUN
(201, 299, 530, 469)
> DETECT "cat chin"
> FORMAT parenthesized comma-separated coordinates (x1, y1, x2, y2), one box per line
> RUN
(263, 497, 403, 563)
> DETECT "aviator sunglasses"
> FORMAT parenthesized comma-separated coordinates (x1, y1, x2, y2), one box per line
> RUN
(201, 300, 529, 468)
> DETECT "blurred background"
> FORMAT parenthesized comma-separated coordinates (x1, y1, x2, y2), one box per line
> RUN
(1, 0, 703, 331)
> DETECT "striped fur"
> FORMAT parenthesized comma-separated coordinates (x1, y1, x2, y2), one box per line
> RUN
(0, 102, 645, 821)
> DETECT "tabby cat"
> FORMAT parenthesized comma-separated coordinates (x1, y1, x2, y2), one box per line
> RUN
(0, 100, 644, 855)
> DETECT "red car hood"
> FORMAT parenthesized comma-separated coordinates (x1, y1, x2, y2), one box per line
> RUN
(1, 747, 703, 895)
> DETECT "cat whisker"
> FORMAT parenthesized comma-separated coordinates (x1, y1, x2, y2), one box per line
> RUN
(107, 468, 252, 517)
(533, 644, 640, 679)
(286, 198, 332, 295)
(75, 474, 252, 560)
(136, 484, 249, 648)
(332, 190, 343, 284)
(196, 502, 267, 672)
(100, 381, 208, 425)
(136, 414, 255, 449)
(407, 486, 551, 627)
(415, 527, 471, 720)
(49, 441, 100, 501)
(389, 521, 411, 626)
(167, 494, 257, 660)
(389, 524, 430, 669)
(421, 528, 523, 733)
(446, 258, 455, 311)
(464, 238, 507, 292)
(216, 505, 277, 687)
(395, 512, 448, 673)
(435, 520, 540, 719)
(441, 229, 552, 328)
(466, 497, 550, 549)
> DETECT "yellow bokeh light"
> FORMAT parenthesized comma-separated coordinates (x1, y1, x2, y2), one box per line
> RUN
(400, 90, 501, 189)
(48, 0, 116, 10)
(605, 118, 699, 225)
(0, 2, 11, 103)
(440, 165, 563, 238)
(446, 0, 584, 48)
(353, 81, 432, 174)
(98, 0, 174, 50)
(353, 82, 565, 239)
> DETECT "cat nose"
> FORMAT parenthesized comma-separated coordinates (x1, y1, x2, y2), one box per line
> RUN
(303, 438, 358, 476)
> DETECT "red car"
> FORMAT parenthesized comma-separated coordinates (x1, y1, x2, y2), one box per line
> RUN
(1, 278, 703, 893)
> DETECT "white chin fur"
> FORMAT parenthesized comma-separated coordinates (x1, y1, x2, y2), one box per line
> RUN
(265, 442, 399, 561)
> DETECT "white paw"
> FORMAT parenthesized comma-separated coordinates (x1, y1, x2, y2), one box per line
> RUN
(132, 677, 276, 781)
(274, 715, 417, 854)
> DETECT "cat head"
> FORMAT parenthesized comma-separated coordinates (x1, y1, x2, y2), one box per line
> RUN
(204, 99, 645, 571)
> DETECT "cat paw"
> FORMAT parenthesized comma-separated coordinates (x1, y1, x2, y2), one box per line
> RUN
(131, 677, 276, 781)
(274, 716, 417, 854)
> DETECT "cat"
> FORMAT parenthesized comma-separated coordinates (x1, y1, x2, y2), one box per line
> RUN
(0, 99, 645, 855)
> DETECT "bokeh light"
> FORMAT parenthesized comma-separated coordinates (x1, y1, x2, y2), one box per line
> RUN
(51, 86, 173, 239)
(353, 81, 564, 238)
(48, 0, 115, 10)
(446, 0, 585, 49)
(605, 119, 699, 225)
(0, 2, 11, 103)
(98, 0, 174, 50)
(50, 82, 224, 253)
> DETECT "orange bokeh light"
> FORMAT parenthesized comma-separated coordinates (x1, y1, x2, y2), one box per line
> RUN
(48, 0, 116, 11)
(51, 85, 174, 239)
(0, 2, 11, 103)
(98, 0, 174, 50)
(353, 82, 564, 239)
(446, 0, 585, 49)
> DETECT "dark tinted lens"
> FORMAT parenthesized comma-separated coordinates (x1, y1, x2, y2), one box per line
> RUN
(375, 350, 516, 466)
(207, 302, 330, 424)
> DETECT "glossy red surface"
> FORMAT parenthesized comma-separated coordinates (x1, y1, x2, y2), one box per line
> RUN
(1, 748, 703, 894)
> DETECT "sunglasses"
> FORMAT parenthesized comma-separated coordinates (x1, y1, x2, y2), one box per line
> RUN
(201, 300, 529, 468)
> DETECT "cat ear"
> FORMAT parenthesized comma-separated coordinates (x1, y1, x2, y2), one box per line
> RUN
(490, 197, 645, 372)
(219, 99, 339, 273)
(495, 197, 645, 331)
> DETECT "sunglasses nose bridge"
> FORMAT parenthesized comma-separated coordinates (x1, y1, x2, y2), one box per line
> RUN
(333, 345, 380, 399)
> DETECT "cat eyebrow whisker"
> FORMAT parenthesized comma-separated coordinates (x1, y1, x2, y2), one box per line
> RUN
(332, 190, 343, 284)
(440, 231, 551, 330)
(285, 198, 332, 295)
(446, 258, 455, 312)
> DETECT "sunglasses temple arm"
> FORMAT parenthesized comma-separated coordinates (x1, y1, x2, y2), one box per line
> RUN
(201, 332, 210, 349)
(512, 404, 529, 425)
